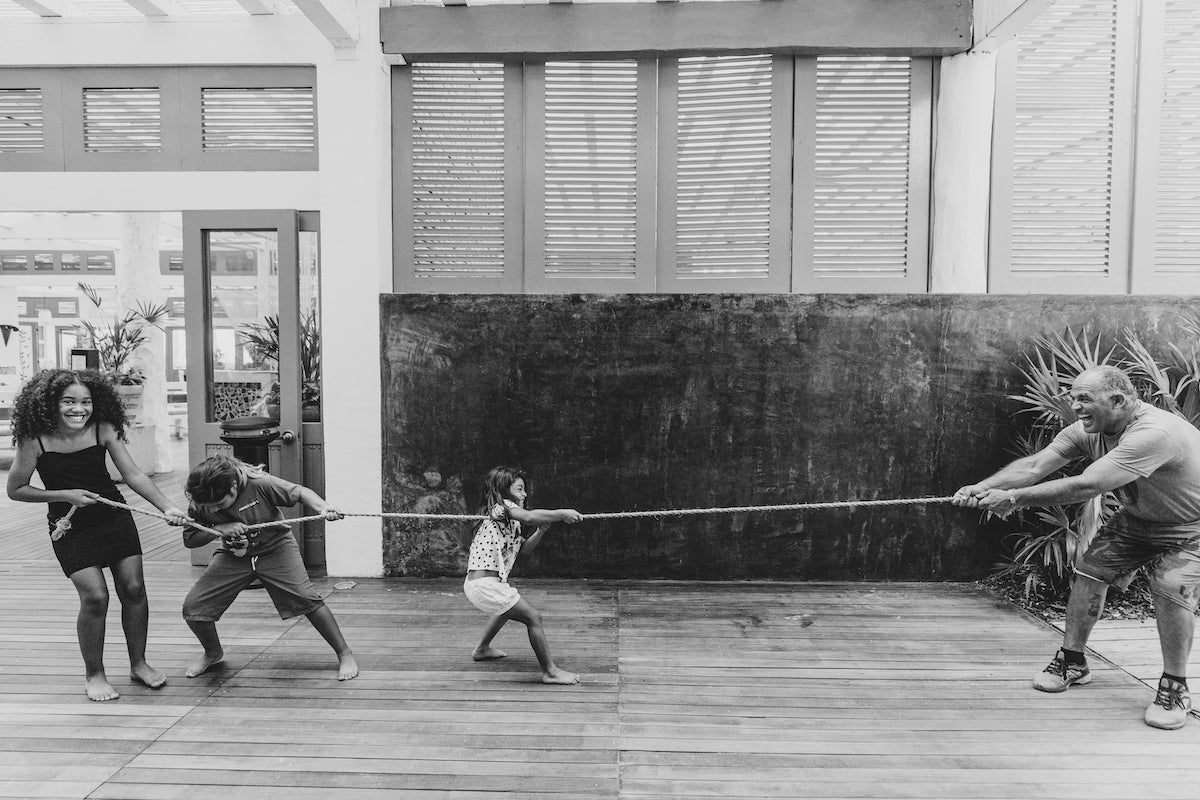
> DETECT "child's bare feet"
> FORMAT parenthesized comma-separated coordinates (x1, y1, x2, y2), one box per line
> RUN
(472, 646, 507, 661)
(541, 667, 579, 685)
(85, 674, 120, 701)
(185, 650, 224, 678)
(337, 652, 359, 681)
(129, 663, 167, 689)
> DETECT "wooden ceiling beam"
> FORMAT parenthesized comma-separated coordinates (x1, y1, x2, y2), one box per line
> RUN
(381, 0, 972, 60)
(12, 0, 68, 17)
(292, 0, 358, 48)
(123, 0, 180, 15)
(235, 0, 282, 14)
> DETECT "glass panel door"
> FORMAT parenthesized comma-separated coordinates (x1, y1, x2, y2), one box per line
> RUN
(183, 210, 324, 565)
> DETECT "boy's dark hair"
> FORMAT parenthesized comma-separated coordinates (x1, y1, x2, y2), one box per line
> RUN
(186, 454, 248, 504)
(12, 369, 126, 445)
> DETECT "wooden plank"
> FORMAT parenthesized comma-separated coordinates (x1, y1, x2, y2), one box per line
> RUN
(380, 0, 973, 60)
(1, 572, 1200, 799)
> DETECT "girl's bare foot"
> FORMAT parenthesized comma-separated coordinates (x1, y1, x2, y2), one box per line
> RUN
(185, 650, 224, 678)
(472, 646, 507, 661)
(129, 663, 167, 689)
(541, 668, 579, 685)
(85, 674, 120, 701)
(337, 652, 359, 681)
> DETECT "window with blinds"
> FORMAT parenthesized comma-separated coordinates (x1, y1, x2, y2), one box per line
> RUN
(394, 56, 930, 294)
(542, 61, 640, 281)
(0, 88, 43, 152)
(1149, 1, 1200, 284)
(200, 87, 315, 151)
(82, 87, 162, 152)
(810, 57, 917, 285)
(409, 63, 507, 281)
(990, 0, 1135, 293)
(674, 55, 774, 282)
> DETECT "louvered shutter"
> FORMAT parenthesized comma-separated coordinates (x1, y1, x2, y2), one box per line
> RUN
(989, 0, 1136, 293)
(201, 87, 315, 151)
(793, 56, 931, 292)
(82, 88, 162, 151)
(532, 60, 648, 291)
(526, 60, 655, 292)
(658, 55, 791, 291)
(1132, 0, 1200, 292)
(395, 62, 520, 291)
(0, 89, 43, 152)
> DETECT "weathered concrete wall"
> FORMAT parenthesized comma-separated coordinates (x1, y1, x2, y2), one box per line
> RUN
(380, 294, 1198, 580)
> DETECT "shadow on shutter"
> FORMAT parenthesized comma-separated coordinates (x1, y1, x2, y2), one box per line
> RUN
(82, 87, 162, 152)
(201, 87, 315, 151)
(0, 88, 43, 152)
(410, 62, 507, 282)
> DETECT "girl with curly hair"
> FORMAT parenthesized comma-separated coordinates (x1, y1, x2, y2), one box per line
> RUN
(6, 369, 187, 701)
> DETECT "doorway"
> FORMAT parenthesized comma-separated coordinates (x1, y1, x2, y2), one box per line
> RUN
(182, 210, 326, 567)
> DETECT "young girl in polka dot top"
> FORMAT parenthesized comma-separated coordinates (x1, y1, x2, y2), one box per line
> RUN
(463, 465, 583, 685)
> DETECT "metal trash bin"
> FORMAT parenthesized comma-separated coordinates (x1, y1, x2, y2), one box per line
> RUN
(218, 415, 280, 468)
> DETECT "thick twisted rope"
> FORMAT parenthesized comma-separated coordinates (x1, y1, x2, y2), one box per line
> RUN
(89, 494, 957, 531)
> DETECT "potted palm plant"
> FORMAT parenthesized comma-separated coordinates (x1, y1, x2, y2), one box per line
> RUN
(75, 282, 168, 423)
(241, 310, 321, 421)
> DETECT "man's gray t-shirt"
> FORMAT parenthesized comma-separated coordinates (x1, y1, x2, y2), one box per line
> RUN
(1048, 400, 1200, 525)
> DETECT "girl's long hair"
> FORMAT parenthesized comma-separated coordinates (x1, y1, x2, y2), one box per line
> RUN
(469, 465, 529, 540)
(185, 454, 264, 505)
(11, 369, 127, 444)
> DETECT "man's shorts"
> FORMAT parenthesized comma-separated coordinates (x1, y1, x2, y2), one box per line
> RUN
(1076, 511, 1200, 611)
(183, 534, 324, 622)
(464, 576, 521, 616)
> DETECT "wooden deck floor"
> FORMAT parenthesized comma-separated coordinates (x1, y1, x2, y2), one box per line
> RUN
(4, 459, 1200, 798)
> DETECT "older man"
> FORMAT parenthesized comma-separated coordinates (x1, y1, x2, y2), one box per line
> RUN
(954, 365, 1200, 730)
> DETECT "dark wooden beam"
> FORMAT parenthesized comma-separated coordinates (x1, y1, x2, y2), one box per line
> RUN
(380, 0, 972, 60)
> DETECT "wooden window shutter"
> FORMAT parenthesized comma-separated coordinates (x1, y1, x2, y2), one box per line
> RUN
(526, 60, 655, 292)
(0, 88, 43, 152)
(200, 87, 315, 152)
(658, 54, 791, 292)
(989, 0, 1137, 293)
(793, 56, 931, 293)
(81, 87, 162, 152)
(1130, 0, 1200, 293)
(394, 62, 521, 292)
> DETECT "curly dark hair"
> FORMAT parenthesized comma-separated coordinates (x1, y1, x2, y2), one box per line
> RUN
(11, 369, 127, 445)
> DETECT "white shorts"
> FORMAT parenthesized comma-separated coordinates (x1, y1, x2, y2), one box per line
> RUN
(464, 576, 521, 615)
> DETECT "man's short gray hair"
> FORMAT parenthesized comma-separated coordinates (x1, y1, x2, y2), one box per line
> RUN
(1084, 365, 1136, 398)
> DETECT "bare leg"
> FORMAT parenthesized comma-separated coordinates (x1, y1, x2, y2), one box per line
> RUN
(184, 619, 225, 677)
(1154, 596, 1196, 676)
(305, 605, 358, 680)
(110, 555, 165, 689)
(1062, 573, 1109, 652)
(501, 598, 578, 685)
(68, 567, 119, 701)
(473, 613, 509, 660)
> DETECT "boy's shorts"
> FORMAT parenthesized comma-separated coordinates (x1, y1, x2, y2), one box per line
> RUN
(183, 534, 324, 622)
(1076, 511, 1200, 611)
(464, 576, 521, 615)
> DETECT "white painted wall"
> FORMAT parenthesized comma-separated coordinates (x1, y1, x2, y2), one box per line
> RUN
(929, 48, 997, 293)
(0, 3, 388, 575)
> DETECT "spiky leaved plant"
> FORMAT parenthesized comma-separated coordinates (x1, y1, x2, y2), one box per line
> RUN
(997, 327, 1118, 597)
(997, 317, 1200, 602)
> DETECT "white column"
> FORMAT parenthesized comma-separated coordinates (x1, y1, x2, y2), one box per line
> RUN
(318, 0, 389, 576)
(119, 212, 172, 473)
(929, 49, 997, 293)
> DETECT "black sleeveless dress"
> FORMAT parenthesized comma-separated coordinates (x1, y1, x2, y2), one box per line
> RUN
(36, 427, 141, 577)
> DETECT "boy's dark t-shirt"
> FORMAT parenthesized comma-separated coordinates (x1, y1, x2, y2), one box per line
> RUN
(184, 472, 303, 556)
